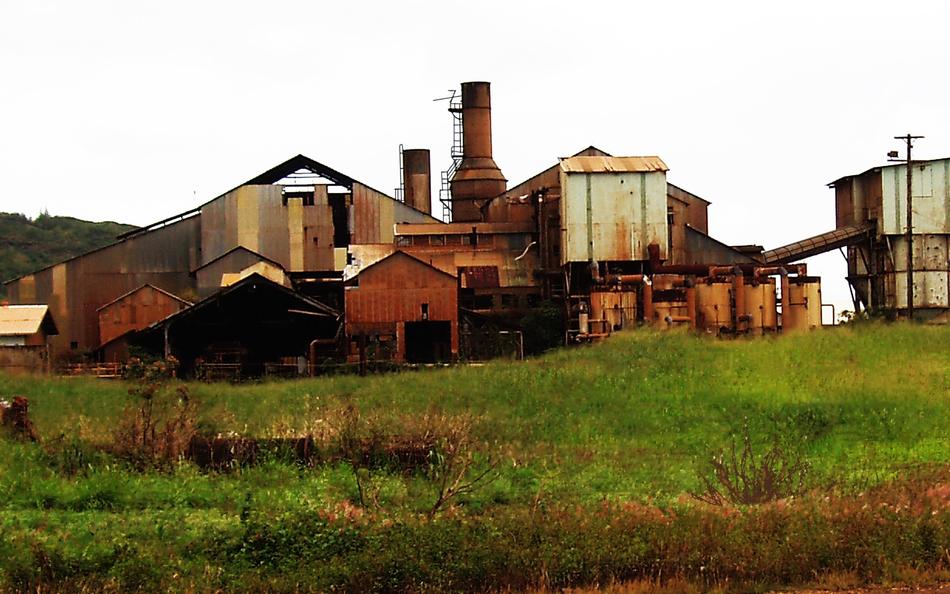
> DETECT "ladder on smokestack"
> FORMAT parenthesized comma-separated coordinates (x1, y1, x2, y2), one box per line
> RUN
(438, 95, 464, 222)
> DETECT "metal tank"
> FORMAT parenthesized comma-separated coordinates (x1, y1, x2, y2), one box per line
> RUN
(694, 280, 733, 334)
(402, 149, 431, 215)
(590, 290, 637, 332)
(741, 278, 778, 334)
(783, 276, 823, 331)
(649, 274, 693, 328)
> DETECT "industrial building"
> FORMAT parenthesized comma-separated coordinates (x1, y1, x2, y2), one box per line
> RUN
(5, 80, 941, 377)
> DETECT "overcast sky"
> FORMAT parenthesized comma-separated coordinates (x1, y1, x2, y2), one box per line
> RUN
(2, 0, 948, 318)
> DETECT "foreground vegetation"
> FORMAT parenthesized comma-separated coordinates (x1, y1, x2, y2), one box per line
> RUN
(0, 323, 948, 592)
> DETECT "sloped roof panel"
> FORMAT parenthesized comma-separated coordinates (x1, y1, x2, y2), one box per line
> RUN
(0, 305, 53, 336)
(559, 156, 668, 174)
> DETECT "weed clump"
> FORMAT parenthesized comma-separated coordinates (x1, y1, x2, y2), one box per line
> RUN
(691, 421, 810, 506)
(111, 357, 197, 470)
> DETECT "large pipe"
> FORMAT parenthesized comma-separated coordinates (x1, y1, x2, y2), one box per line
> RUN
(402, 149, 431, 215)
(450, 82, 507, 222)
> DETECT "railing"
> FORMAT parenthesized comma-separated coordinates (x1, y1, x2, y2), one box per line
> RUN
(60, 362, 122, 378)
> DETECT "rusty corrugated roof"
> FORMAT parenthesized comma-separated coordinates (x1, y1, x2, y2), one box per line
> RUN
(0, 305, 54, 336)
(559, 156, 668, 173)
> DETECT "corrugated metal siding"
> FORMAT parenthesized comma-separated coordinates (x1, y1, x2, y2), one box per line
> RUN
(882, 159, 950, 235)
(345, 254, 458, 358)
(97, 285, 189, 346)
(6, 216, 201, 355)
(560, 169, 668, 264)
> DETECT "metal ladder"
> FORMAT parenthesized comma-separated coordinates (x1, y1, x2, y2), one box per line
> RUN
(438, 93, 464, 222)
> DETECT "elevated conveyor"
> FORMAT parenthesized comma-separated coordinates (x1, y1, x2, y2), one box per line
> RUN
(761, 224, 874, 264)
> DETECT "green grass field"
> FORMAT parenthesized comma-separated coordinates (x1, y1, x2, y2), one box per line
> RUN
(1, 323, 948, 592)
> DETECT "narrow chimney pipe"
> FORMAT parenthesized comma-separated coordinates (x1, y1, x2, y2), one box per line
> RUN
(402, 148, 431, 215)
(461, 82, 493, 159)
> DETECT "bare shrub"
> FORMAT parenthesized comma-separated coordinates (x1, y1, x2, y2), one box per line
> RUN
(424, 414, 499, 518)
(112, 358, 197, 470)
(330, 405, 499, 514)
(690, 421, 810, 506)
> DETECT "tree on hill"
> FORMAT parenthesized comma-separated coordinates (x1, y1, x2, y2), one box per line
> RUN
(0, 212, 136, 297)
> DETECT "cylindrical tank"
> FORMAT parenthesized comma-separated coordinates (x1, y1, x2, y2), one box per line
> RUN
(650, 275, 691, 328)
(741, 278, 778, 334)
(402, 149, 431, 215)
(590, 290, 637, 331)
(450, 82, 507, 222)
(783, 277, 822, 332)
(695, 280, 733, 334)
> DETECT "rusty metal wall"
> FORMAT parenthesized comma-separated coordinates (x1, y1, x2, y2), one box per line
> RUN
(196, 248, 277, 297)
(882, 159, 950, 236)
(345, 253, 459, 359)
(5, 216, 202, 355)
(351, 183, 440, 245)
(97, 285, 189, 346)
(560, 168, 669, 264)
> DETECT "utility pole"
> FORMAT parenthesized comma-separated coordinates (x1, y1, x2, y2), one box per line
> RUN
(889, 134, 923, 321)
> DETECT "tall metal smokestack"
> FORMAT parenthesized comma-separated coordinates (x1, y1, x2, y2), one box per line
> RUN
(402, 148, 431, 215)
(449, 81, 506, 222)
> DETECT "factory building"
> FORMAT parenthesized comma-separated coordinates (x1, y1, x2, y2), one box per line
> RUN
(830, 159, 950, 321)
(4, 80, 857, 377)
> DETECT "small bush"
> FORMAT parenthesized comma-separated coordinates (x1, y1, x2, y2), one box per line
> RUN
(112, 374, 198, 471)
(691, 421, 810, 505)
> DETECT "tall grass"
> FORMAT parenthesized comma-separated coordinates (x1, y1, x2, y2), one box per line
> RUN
(0, 323, 947, 591)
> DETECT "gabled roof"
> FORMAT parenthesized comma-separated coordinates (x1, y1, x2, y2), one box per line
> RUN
(191, 245, 286, 274)
(0, 305, 58, 336)
(121, 154, 439, 241)
(96, 284, 192, 313)
(502, 145, 613, 195)
(145, 272, 340, 331)
(346, 250, 457, 284)
(241, 154, 357, 188)
(560, 156, 668, 173)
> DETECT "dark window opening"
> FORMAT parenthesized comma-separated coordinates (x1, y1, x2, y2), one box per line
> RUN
(421, 303, 429, 320)
(395, 236, 411, 247)
(501, 294, 515, 308)
(70, 341, 78, 350)
(329, 194, 349, 247)
(283, 190, 315, 206)
(667, 207, 674, 255)
(473, 294, 494, 310)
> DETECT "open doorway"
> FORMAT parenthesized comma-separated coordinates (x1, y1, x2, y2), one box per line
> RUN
(405, 321, 451, 363)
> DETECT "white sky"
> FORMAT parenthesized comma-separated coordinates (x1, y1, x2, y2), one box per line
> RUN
(2, 0, 949, 319)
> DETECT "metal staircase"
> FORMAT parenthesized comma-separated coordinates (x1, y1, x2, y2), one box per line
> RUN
(438, 91, 464, 222)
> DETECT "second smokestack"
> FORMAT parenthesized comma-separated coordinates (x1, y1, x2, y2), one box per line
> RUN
(402, 148, 431, 215)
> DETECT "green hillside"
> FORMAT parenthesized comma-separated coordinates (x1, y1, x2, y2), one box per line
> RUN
(0, 324, 948, 592)
(0, 212, 136, 294)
